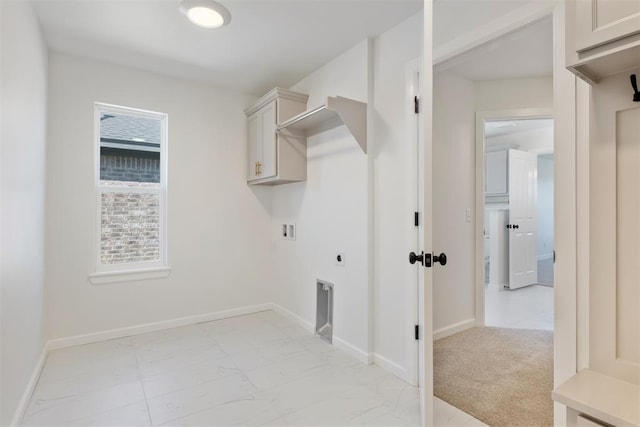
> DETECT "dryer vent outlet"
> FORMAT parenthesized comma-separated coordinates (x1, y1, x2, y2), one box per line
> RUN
(315, 280, 334, 343)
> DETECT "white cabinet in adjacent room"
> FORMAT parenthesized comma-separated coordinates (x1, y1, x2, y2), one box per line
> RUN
(244, 88, 308, 185)
(485, 149, 508, 196)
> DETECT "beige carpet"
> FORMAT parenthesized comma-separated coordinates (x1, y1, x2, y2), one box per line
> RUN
(434, 327, 553, 427)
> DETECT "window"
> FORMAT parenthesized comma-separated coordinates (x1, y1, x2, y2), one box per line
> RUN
(90, 103, 169, 284)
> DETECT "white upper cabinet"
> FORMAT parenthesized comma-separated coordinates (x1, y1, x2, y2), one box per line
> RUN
(244, 88, 308, 185)
(567, 0, 640, 83)
(485, 150, 509, 196)
(576, 0, 640, 51)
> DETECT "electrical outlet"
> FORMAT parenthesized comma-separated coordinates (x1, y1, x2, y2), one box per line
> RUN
(336, 252, 345, 266)
(465, 208, 472, 223)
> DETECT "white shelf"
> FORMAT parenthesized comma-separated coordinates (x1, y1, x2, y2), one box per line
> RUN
(277, 96, 367, 154)
(552, 369, 640, 427)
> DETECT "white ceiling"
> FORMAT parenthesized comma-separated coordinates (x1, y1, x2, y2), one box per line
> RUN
(436, 16, 553, 81)
(33, 0, 422, 96)
(485, 118, 553, 138)
(485, 118, 554, 154)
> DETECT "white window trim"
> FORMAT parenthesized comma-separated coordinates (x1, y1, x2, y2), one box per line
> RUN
(92, 102, 170, 283)
(89, 267, 171, 285)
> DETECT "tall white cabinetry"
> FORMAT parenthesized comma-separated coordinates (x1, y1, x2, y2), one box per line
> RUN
(566, 0, 640, 83)
(554, 25, 640, 423)
(244, 88, 308, 185)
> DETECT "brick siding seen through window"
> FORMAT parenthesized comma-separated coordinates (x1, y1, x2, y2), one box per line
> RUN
(100, 152, 160, 184)
(100, 186, 160, 264)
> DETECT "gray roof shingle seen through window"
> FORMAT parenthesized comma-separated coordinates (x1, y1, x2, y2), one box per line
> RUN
(100, 113, 161, 151)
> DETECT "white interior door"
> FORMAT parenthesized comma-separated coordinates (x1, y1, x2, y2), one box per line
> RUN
(507, 149, 538, 289)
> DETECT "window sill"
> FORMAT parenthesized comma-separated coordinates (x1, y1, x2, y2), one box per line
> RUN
(89, 266, 171, 285)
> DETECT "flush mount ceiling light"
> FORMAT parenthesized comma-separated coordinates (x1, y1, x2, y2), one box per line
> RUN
(180, 0, 231, 29)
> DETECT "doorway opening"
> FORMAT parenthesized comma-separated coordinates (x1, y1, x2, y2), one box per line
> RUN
(431, 14, 556, 427)
(482, 117, 555, 330)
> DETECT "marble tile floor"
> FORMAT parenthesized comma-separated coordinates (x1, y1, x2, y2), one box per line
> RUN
(485, 284, 554, 330)
(22, 310, 487, 427)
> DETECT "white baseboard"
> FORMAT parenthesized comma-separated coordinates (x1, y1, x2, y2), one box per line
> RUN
(433, 318, 476, 341)
(48, 303, 273, 351)
(271, 303, 372, 364)
(373, 353, 409, 382)
(11, 341, 48, 427)
(333, 335, 372, 365)
(538, 253, 553, 261)
(270, 304, 314, 332)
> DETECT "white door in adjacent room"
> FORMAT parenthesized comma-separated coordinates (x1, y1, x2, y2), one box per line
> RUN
(507, 149, 538, 289)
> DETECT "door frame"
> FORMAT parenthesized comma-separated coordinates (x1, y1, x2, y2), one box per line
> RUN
(474, 108, 553, 326)
(430, 3, 578, 425)
(405, 57, 422, 387)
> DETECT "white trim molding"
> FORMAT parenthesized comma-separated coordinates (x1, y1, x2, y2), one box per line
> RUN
(374, 353, 409, 383)
(11, 342, 49, 427)
(89, 266, 171, 285)
(270, 304, 314, 332)
(433, 318, 477, 341)
(474, 107, 554, 329)
(47, 304, 272, 351)
(93, 102, 169, 278)
(270, 304, 373, 365)
(333, 336, 373, 365)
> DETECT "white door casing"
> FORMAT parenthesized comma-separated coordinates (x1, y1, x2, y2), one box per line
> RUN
(432, 4, 579, 425)
(508, 149, 538, 289)
(406, 57, 422, 388)
(475, 109, 551, 322)
(421, 1, 434, 425)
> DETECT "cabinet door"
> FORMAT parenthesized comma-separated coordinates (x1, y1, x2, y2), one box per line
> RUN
(590, 74, 640, 385)
(576, 0, 640, 52)
(485, 150, 508, 195)
(247, 113, 261, 181)
(259, 101, 277, 179)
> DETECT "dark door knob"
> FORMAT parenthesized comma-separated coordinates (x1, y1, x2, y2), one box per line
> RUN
(433, 253, 447, 266)
(425, 252, 447, 267)
(514, 224, 519, 229)
(409, 251, 424, 266)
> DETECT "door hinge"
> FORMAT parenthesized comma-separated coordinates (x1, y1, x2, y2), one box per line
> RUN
(553, 250, 556, 263)
(414, 96, 420, 114)
(414, 212, 419, 227)
(414, 324, 419, 340)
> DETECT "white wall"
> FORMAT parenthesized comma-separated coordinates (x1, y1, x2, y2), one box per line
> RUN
(271, 41, 371, 359)
(0, 1, 48, 424)
(271, 13, 423, 373)
(434, 0, 532, 50)
(45, 53, 275, 340)
(433, 71, 476, 335)
(372, 12, 422, 380)
(475, 77, 553, 111)
(537, 155, 554, 260)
